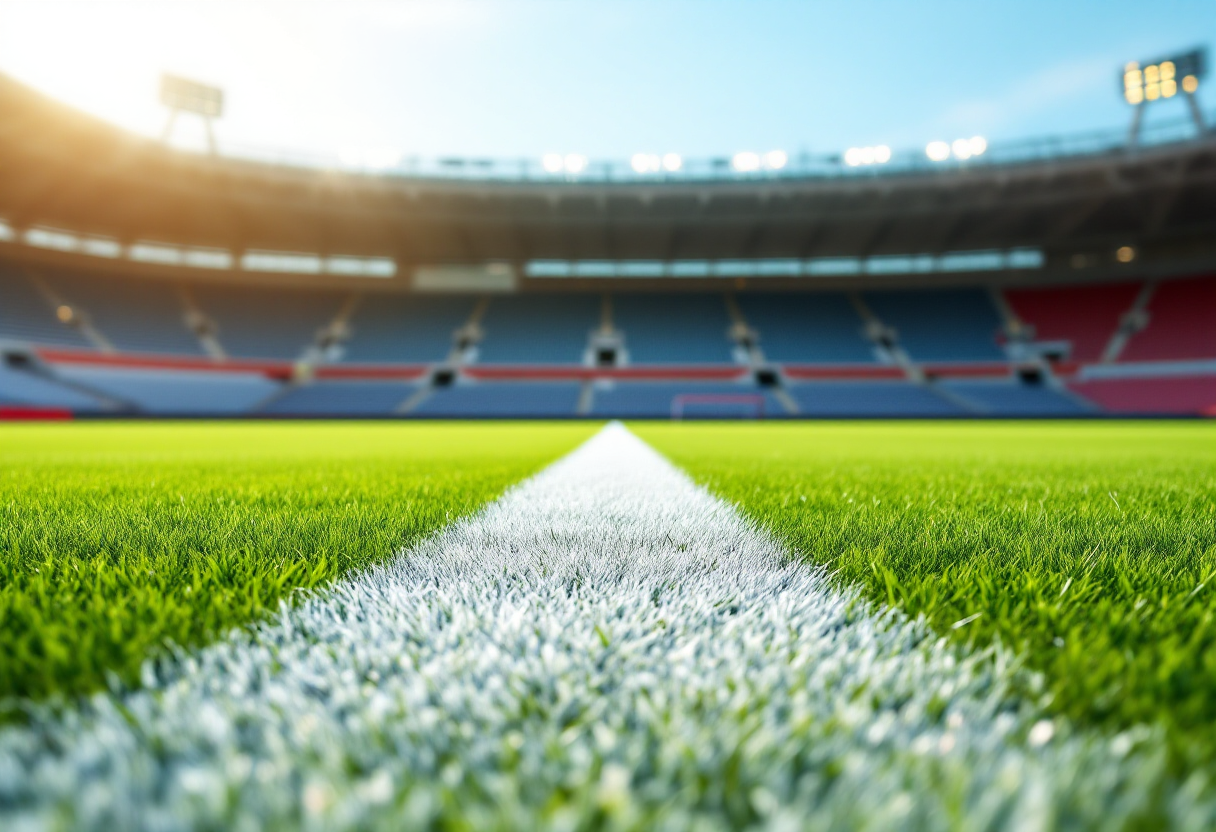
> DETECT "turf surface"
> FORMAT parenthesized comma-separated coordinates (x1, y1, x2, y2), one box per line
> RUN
(640, 421, 1216, 767)
(0, 421, 594, 706)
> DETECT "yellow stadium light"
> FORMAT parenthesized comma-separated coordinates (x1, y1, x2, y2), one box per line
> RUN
(1162, 79, 1177, 98)
(1126, 88, 1144, 105)
(1145, 64, 1160, 83)
(1161, 61, 1176, 81)
(1183, 75, 1199, 93)
(1124, 69, 1142, 89)
(1116, 246, 1136, 263)
(1146, 83, 1160, 101)
(56, 305, 74, 323)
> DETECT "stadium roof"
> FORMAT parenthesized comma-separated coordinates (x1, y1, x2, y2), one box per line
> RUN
(3, 73, 1216, 286)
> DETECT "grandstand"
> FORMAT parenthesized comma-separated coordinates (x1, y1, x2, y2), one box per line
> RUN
(1, 73, 1215, 418)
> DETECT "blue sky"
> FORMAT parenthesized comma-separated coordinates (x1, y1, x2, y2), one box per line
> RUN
(0, 0, 1213, 163)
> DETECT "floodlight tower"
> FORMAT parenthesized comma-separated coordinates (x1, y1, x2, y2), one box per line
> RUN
(1122, 48, 1207, 146)
(159, 74, 224, 155)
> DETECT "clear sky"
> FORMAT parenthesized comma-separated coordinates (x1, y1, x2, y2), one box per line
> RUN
(1, 0, 1213, 164)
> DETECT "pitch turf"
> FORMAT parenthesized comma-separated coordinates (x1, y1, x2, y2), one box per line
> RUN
(0, 422, 595, 706)
(639, 421, 1216, 767)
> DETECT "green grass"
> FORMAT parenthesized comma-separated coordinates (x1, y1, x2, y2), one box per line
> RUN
(639, 421, 1216, 764)
(0, 421, 594, 706)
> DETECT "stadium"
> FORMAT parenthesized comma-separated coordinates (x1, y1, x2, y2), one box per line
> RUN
(1, 3, 1216, 830)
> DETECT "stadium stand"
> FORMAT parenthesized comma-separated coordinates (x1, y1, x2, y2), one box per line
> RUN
(51, 365, 280, 414)
(341, 296, 475, 364)
(40, 269, 204, 356)
(1120, 275, 1216, 362)
(940, 380, 1094, 416)
(611, 294, 735, 364)
(0, 265, 94, 349)
(1003, 282, 1143, 363)
(413, 382, 584, 417)
(590, 382, 777, 418)
(784, 382, 964, 416)
(0, 362, 105, 410)
(736, 293, 875, 363)
(1069, 376, 1216, 415)
(862, 289, 1006, 362)
(477, 295, 599, 364)
(190, 284, 345, 360)
(262, 380, 420, 416)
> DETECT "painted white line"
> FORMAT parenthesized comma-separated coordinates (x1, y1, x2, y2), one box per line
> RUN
(0, 423, 1200, 829)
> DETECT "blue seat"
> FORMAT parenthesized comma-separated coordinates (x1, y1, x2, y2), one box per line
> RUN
(940, 381, 1094, 415)
(413, 382, 582, 417)
(54, 366, 280, 414)
(738, 293, 874, 363)
(613, 294, 734, 364)
(192, 285, 345, 360)
(786, 382, 964, 416)
(590, 382, 777, 418)
(263, 381, 419, 416)
(0, 264, 93, 348)
(478, 295, 598, 364)
(342, 296, 474, 363)
(864, 289, 1005, 362)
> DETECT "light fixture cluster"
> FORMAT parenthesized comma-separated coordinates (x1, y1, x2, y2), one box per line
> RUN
(731, 150, 788, 173)
(542, 153, 589, 175)
(631, 153, 683, 174)
(844, 145, 891, 167)
(926, 136, 987, 162)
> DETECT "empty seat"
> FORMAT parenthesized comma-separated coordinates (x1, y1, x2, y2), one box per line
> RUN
(192, 284, 344, 360)
(864, 289, 1004, 362)
(738, 293, 874, 363)
(785, 382, 964, 416)
(590, 382, 775, 418)
(613, 294, 734, 364)
(263, 381, 419, 416)
(52, 366, 280, 414)
(342, 296, 475, 363)
(413, 382, 582, 417)
(1120, 276, 1216, 362)
(1004, 282, 1141, 362)
(0, 263, 93, 348)
(941, 381, 1093, 415)
(478, 295, 599, 364)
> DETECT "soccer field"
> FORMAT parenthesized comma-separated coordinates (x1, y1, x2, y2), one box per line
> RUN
(2, 420, 1215, 829)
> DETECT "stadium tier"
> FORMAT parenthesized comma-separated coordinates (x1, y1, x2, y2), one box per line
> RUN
(2, 71, 1215, 419)
(2, 259, 1214, 417)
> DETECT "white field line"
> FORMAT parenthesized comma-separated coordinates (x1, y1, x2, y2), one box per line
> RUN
(0, 423, 1205, 830)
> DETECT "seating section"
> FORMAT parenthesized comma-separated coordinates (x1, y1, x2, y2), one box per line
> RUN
(613, 294, 734, 364)
(738, 293, 874, 363)
(590, 382, 776, 418)
(263, 381, 419, 416)
(1004, 282, 1141, 362)
(478, 295, 599, 364)
(42, 269, 203, 356)
(51, 366, 280, 414)
(0, 265, 93, 348)
(940, 381, 1093, 416)
(342, 296, 474, 363)
(192, 284, 345, 360)
(864, 289, 1004, 362)
(1120, 276, 1216, 362)
(0, 363, 106, 410)
(785, 382, 964, 416)
(1068, 376, 1216, 415)
(413, 382, 583, 417)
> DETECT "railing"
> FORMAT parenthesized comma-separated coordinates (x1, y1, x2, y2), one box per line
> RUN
(213, 109, 1215, 184)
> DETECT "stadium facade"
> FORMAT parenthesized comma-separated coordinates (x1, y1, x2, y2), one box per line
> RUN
(1, 74, 1214, 418)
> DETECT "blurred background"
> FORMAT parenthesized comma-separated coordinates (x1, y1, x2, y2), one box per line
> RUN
(1, 0, 1214, 418)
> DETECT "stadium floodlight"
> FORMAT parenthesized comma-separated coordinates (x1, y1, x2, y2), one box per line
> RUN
(764, 150, 788, 170)
(159, 73, 223, 155)
(925, 141, 951, 162)
(563, 153, 588, 174)
(662, 152, 683, 172)
(732, 151, 761, 172)
(844, 145, 891, 167)
(542, 153, 565, 174)
(1122, 48, 1207, 141)
(631, 153, 661, 174)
